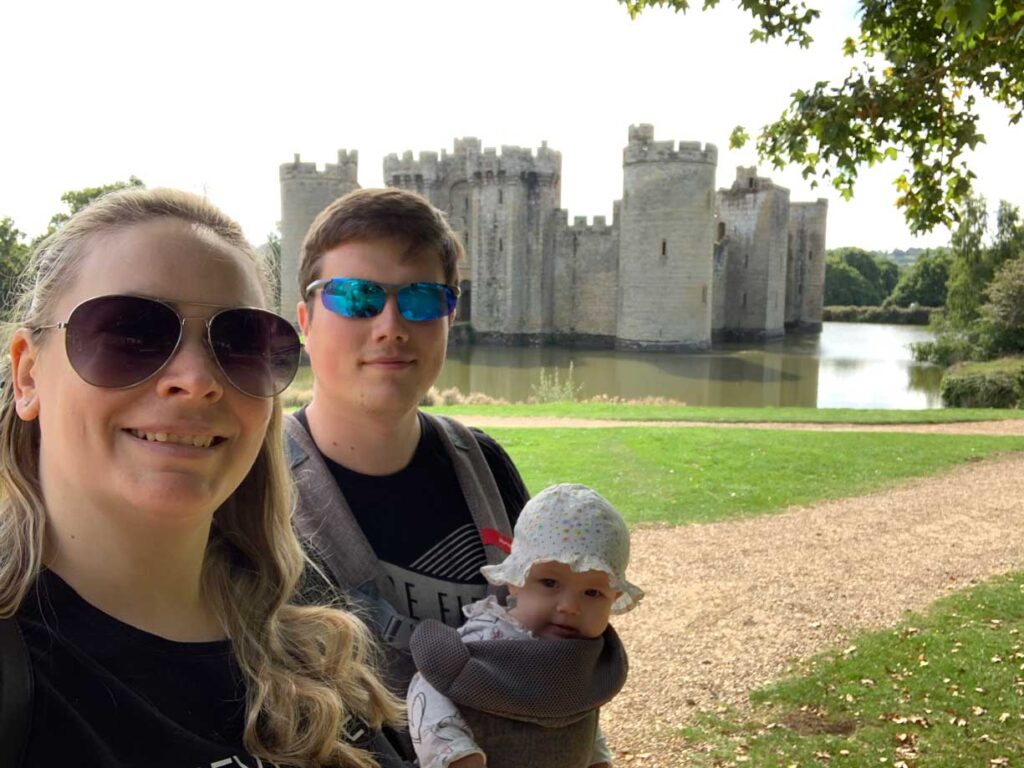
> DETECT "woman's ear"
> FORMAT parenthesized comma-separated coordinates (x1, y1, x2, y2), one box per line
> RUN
(11, 329, 41, 421)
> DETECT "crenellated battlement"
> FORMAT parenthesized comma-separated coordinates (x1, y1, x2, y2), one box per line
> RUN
(624, 124, 717, 166)
(565, 213, 615, 233)
(721, 166, 786, 196)
(280, 150, 358, 183)
(386, 138, 562, 184)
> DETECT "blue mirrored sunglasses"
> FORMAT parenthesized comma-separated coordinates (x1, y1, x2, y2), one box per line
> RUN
(306, 278, 459, 322)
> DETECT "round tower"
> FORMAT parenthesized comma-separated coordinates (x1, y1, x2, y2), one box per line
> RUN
(617, 124, 717, 350)
(279, 151, 359, 318)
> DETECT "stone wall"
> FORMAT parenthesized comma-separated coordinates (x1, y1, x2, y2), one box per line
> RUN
(278, 126, 828, 349)
(617, 124, 717, 350)
(786, 199, 829, 331)
(552, 208, 620, 343)
(278, 151, 359, 317)
(715, 167, 789, 340)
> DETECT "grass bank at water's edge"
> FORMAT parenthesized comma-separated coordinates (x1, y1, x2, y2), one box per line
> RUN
(681, 571, 1024, 767)
(425, 402, 1024, 424)
(487, 427, 1024, 525)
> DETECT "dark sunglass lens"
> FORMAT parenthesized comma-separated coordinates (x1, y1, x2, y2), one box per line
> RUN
(398, 283, 455, 321)
(66, 296, 181, 388)
(209, 309, 301, 397)
(322, 279, 386, 318)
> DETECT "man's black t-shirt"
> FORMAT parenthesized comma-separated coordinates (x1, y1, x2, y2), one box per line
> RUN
(16, 570, 265, 768)
(293, 408, 528, 627)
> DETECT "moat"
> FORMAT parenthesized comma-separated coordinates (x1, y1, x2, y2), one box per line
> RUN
(435, 323, 942, 409)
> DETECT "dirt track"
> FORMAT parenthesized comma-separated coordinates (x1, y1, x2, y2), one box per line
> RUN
(451, 416, 1024, 766)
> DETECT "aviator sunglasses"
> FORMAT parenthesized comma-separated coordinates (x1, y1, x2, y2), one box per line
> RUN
(34, 295, 302, 398)
(306, 278, 459, 322)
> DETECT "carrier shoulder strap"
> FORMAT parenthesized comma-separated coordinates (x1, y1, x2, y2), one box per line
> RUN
(0, 616, 32, 768)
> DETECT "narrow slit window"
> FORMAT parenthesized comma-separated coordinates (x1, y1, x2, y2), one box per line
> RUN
(717, 222, 725, 240)
(661, 239, 667, 256)
(499, 238, 503, 252)
(742, 292, 747, 308)
(498, 189, 503, 204)
(701, 285, 708, 304)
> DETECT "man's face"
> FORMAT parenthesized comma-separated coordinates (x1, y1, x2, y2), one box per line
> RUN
(298, 236, 452, 421)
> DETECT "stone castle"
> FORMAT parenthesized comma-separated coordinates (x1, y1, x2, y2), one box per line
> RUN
(279, 124, 827, 349)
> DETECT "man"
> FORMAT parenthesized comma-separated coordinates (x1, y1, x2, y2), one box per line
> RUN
(286, 188, 528, 704)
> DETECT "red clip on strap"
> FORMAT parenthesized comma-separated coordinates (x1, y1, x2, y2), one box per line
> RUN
(480, 528, 513, 554)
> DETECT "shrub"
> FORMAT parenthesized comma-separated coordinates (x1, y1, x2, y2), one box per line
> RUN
(824, 305, 938, 324)
(940, 358, 1024, 408)
(529, 362, 583, 403)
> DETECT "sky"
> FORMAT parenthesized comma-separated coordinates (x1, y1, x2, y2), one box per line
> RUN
(1, 0, 1020, 253)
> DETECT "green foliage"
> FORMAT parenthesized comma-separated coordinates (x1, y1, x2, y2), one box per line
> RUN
(941, 357, 1024, 407)
(922, 197, 1024, 363)
(529, 362, 583, 403)
(946, 195, 996, 327)
(619, 0, 1024, 232)
(0, 216, 29, 317)
(618, 0, 819, 45)
(490, 426, 1024, 524)
(688, 572, 1024, 766)
(887, 248, 952, 307)
(824, 248, 901, 306)
(823, 304, 937, 324)
(37, 176, 145, 244)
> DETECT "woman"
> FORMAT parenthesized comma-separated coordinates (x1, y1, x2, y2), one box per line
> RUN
(0, 188, 401, 766)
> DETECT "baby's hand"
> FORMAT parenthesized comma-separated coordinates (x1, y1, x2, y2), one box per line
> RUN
(449, 754, 486, 768)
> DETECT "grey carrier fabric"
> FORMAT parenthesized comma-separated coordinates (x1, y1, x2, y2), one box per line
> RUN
(410, 619, 628, 768)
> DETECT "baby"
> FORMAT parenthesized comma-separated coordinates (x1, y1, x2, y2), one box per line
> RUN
(408, 483, 644, 768)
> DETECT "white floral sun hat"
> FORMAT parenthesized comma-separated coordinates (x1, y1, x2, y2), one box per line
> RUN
(481, 483, 644, 614)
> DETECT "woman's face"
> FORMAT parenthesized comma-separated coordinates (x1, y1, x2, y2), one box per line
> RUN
(12, 217, 273, 531)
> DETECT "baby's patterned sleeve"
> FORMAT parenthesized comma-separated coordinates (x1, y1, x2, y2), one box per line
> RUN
(408, 672, 487, 768)
(589, 721, 613, 766)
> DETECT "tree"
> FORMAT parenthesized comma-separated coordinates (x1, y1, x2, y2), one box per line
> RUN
(0, 217, 29, 316)
(824, 256, 879, 306)
(887, 248, 952, 306)
(977, 255, 1024, 355)
(37, 176, 145, 244)
(824, 247, 901, 305)
(619, 0, 1024, 232)
(945, 196, 1024, 327)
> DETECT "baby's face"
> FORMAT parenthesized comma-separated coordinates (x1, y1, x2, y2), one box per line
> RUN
(507, 561, 622, 640)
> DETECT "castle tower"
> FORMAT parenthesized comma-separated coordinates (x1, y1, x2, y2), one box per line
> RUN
(384, 138, 562, 339)
(786, 199, 829, 332)
(279, 151, 359, 317)
(714, 167, 790, 340)
(617, 124, 717, 350)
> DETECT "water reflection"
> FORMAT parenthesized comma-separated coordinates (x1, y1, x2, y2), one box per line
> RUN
(436, 323, 942, 409)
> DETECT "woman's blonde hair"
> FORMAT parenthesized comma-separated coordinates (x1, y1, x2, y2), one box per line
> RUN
(0, 187, 401, 767)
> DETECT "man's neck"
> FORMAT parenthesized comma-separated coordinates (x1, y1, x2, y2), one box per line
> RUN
(304, 398, 422, 475)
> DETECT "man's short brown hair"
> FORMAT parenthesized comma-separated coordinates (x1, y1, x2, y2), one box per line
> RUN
(298, 188, 463, 303)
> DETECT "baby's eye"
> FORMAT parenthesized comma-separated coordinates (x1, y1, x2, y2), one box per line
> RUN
(584, 588, 606, 599)
(539, 578, 559, 589)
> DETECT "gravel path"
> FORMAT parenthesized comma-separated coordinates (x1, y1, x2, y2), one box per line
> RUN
(449, 416, 1024, 765)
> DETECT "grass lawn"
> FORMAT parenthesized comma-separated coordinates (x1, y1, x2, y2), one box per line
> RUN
(425, 402, 1024, 424)
(682, 572, 1024, 766)
(485, 427, 1024, 525)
